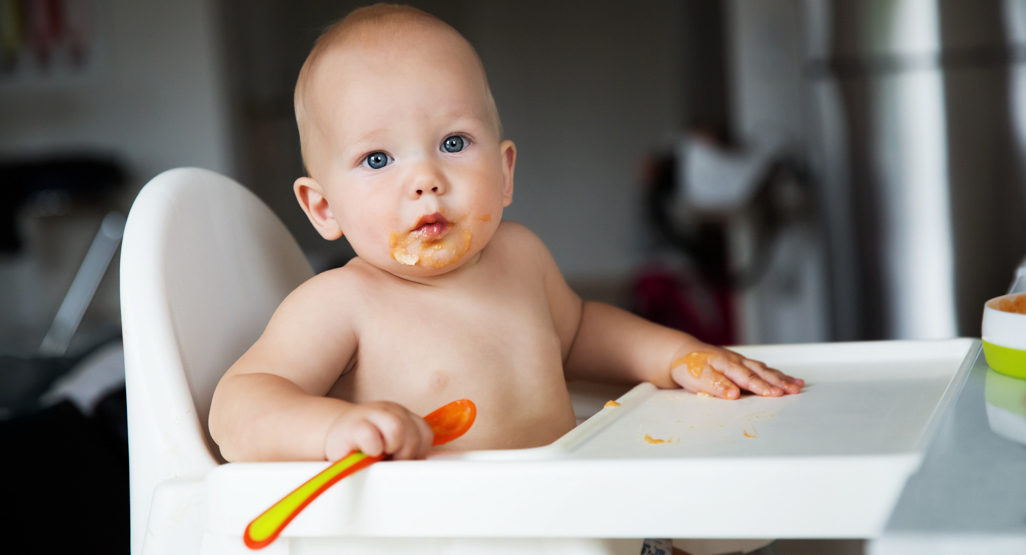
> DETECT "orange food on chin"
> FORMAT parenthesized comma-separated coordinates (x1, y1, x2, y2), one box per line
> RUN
(389, 225, 472, 269)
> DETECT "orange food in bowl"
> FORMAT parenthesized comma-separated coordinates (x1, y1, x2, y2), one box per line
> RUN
(994, 294, 1026, 315)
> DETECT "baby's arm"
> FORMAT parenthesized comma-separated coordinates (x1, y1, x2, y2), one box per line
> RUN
(536, 238, 802, 399)
(562, 303, 802, 398)
(208, 272, 432, 462)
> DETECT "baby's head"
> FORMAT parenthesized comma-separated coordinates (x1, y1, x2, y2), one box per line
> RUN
(293, 4, 516, 278)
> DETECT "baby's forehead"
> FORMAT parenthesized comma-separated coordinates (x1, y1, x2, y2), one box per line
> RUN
(311, 41, 489, 116)
(310, 33, 494, 117)
(316, 21, 481, 83)
(296, 10, 501, 172)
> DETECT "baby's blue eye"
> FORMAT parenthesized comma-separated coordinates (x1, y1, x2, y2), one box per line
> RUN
(364, 152, 390, 170)
(442, 136, 465, 153)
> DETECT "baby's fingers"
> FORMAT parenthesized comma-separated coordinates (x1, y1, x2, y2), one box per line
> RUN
(326, 419, 385, 460)
(391, 414, 433, 461)
(705, 367, 742, 399)
(717, 359, 784, 397)
(672, 361, 740, 400)
(742, 359, 804, 395)
(366, 410, 406, 457)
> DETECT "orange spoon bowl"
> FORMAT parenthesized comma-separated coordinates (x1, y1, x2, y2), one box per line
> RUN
(426, 398, 477, 446)
(243, 399, 477, 550)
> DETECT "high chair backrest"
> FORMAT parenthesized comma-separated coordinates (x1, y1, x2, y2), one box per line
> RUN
(121, 168, 313, 554)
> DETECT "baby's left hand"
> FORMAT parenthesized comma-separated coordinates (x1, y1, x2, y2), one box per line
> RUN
(669, 344, 803, 400)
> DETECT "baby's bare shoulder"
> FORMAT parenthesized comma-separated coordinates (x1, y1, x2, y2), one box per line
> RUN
(271, 258, 379, 325)
(226, 259, 378, 385)
(489, 221, 561, 276)
(489, 221, 551, 260)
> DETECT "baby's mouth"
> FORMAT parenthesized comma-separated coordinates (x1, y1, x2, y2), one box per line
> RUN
(390, 212, 472, 268)
(411, 212, 452, 239)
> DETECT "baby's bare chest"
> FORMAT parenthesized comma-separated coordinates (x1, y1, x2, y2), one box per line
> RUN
(335, 273, 565, 407)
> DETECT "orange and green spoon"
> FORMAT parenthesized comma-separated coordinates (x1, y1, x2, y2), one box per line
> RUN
(243, 399, 477, 550)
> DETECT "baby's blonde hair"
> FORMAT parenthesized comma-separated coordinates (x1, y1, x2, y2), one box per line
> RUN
(293, 3, 501, 175)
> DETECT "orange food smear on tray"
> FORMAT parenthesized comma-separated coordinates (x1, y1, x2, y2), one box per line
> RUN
(604, 400, 621, 408)
(643, 434, 666, 444)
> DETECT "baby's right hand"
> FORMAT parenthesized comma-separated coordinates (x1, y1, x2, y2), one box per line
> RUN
(324, 401, 434, 461)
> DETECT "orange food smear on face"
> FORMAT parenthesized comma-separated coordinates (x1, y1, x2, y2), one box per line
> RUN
(604, 400, 621, 408)
(476, 214, 492, 222)
(672, 352, 714, 378)
(643, 434, 666, 444)
(389, 225, 473, 269)
(996, 295, 1026, 315)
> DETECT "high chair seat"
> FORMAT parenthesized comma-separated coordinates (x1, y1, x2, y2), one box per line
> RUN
(121, 168, 639, 555)
(123, 168, 976, 555)
(122, 168, 314, 554)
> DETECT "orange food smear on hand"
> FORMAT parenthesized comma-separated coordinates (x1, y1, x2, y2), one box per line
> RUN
(604, 400, 621, 408)
(389, 225, 472, 269)
(996, 295, 1026, 315)
(672, 352, 714, 378)
(696, 391, 712, 398)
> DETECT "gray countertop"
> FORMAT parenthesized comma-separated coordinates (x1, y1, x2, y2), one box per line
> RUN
(870, 343, 1026, 554)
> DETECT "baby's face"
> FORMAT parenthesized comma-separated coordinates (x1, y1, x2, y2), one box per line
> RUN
(298, 31, 514, 279)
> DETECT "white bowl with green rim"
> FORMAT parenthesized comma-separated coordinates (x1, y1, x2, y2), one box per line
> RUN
(982, 293, 1026, 379)
(985, 368, 1026, 446)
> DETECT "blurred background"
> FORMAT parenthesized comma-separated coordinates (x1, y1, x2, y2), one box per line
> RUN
(3, 0, 1026, 553)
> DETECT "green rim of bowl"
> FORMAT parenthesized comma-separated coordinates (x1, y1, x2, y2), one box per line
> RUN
(985, 368, 1026, 417)
(982, 340, 1026, 379)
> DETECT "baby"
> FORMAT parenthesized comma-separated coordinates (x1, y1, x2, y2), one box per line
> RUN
(208, 4, 803, 463)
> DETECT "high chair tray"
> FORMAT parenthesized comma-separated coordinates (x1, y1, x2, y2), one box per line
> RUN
(205, 338, 975, 539)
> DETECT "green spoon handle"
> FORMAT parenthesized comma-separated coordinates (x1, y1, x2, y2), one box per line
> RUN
(243, 451, 383, 549)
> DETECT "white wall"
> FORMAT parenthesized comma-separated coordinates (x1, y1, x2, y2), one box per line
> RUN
(0, 0, 232, 175)
(0, 0, 233, 342)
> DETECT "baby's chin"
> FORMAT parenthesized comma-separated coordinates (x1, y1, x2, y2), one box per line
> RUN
(348, 215, 500, 279)
(374, 247, 485, 280)
(354, 234, 485, 280)
(387, 252, 483, 278)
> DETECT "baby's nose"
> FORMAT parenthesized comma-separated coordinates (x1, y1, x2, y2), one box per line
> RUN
(407, 162, 448, 197)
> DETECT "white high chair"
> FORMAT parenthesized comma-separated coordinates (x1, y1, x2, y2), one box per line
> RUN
(123, 168, 976, 555)
(121, 168, 314, 554)
(120, 168, 642, 555)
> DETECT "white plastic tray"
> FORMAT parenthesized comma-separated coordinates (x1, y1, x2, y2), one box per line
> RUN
(205, 339, 975, 539)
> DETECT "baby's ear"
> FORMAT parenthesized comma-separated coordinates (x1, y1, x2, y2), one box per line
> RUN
(499, 140, 516, 207)
(294, 177, 343, 240)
